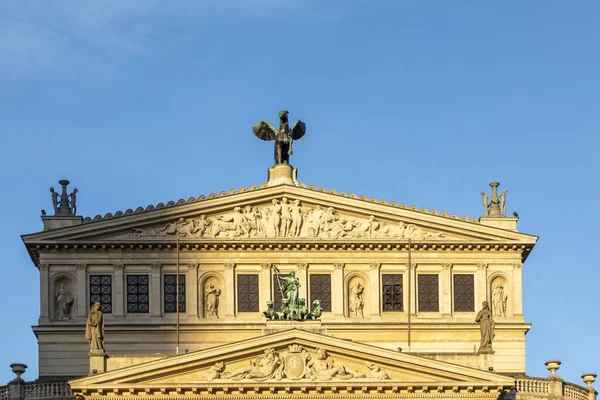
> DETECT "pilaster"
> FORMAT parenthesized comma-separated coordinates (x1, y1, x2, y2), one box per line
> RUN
(512, 262, 523, 316)
(410, 264, 417, 315)
(475, 263, 488, 307)
(112, 263, 124, 318)
(332, 263, 345, 317)
(260, 263, 272, 311)
(150, 263, 162, 318)
(39, 264, 50, 323)
(224, 263, 236, 318)
(76, 264, 87, 318)
(298, 263, 308, 301)
(187, 264, 199, 320)
(441, 263, 452, 315)
(369, 262, 381, 317)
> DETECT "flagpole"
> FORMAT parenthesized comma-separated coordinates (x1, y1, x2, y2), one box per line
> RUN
(176, 238, 180, 355)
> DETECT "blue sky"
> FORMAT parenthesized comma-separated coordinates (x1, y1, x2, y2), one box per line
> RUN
(0, 0, 598, 385)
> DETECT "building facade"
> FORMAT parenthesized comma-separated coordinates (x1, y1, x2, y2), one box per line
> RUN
(11, 164, 596, 400)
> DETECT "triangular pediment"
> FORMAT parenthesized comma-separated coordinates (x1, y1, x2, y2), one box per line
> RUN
(69, 329, 514, 394)
(23, 185, 538, 246)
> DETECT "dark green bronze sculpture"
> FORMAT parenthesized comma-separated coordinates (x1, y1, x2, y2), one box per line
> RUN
(252, 110, 306, 165)
(263, 264, 320, 321)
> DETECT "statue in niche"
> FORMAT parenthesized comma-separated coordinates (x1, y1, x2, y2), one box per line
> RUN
(205, 283, 221, 317)
(280, 197, 292, 237)
(475, 301, 494, 352)
(306, 348, 364, 380)
(252, 110, 306, 165)
(349, 281, 364, 317)
(274, 267, 300, 311)
(289, 199, 303, 237)
(492, 284, 508, 317)
(85, 302, 104, 352)
(55, 283, 74, 320)
(225, 348, 283, 380)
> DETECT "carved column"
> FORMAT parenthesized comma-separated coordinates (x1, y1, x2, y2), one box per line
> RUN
(441, 263, 452, 315)
(150, 263, 162, 318)
(76, 264, 88, 318)
(224, 263, 236, 318)
(297, 263, 308, 302)
(113, 263, 124, 318)
(512, 262, 523, 316)
(187, 263, 199, 320)
(475, 263, 488, 307)
(260, 263, 272, 311)
(332, 263, 345, 317)
(39, 264, 50, 323)
(369, 263, 381, 317)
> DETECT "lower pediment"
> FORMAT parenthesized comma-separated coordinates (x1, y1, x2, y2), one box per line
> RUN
(70, 329, 514, 397)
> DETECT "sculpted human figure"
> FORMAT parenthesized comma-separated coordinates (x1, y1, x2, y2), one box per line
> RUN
(226, 348, 282, 380)
(55, 283, 74, 320)
(290, 199, 303, 237)
(276, 270, 300, 310)
(271, 199, 282, 237)
(50, 187, 61, 215)
(205, 283, 221, 317)
(480, 191, 491, 216)
(492, 284, 508, 317)
(68, 188, 78, 215)
(85, 302, 104, 351)
(498, 188, 508, 216)
(475, 301, 494, 352)
(280, 197, 292, 237)
(213, 207, 248, 237)
(252, 110, 306, 165)
(349, 282, 364, 317)
(307, 348, 360, 380)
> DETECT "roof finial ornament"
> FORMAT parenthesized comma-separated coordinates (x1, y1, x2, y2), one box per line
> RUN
(50, 180, 78, 216)
(252, 110, 306, 165)
(480, 182, 507, 217)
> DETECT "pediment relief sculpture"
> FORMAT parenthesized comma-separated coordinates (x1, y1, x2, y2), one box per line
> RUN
(199, 345, 390, 382)
(129, 198, 448, 240)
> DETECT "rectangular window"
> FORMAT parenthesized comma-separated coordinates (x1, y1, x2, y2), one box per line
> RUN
(237, 274, 259, 312)
(418, 274, 439, 312)
(90, 275, 112, 313)
(309, 274, 331, 312)
(127, 275, 149, 313)
(453, 274, 475, 312)
(164, 274, 186, 313)
(382, 274, 403, 311)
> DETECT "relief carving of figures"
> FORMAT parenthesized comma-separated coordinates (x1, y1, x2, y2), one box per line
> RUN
(224, 348, 283, 380)
(492, 284, 508, 317)
(85, 302, 104, 352)
(367, 362, 390, 380)
(201, 362, 225, 382)
(204, 283, 221, 318)
(129, 200, 447, 240)
(306, 348, 364, 380)
(475, 301, 494, 353)
(55, 283, 74, 320)
(349, 281, 364, 317)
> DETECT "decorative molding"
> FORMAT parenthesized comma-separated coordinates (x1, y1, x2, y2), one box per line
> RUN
(513, 262, 523, 270)
(113, 263, 124, 271)
(369, 262, 381, 270)
(334, 263, 345, 270)
(261, 263, 273, 270)
(477, 262, 488, 270)
(151, 263, 162, 271)
(224, 263, 236, 270)
(188, 263, 199, 271)
(76, 263, 87, 271)
(441, 263, 452, 270)
(39, 263, 49, 271)
(297, 263, 308, 270)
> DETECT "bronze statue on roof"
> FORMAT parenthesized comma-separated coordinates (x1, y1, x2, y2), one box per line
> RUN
(253, 110, 306, 165)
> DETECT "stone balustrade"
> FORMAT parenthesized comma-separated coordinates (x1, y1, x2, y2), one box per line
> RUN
(24, 382, 73, 400)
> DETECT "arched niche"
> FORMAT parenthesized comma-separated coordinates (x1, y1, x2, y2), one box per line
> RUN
(489, 274, 510, 318)
(345, 272, 369, 318)
(199, 273, 224, 318)
(52, 274, 75, 321)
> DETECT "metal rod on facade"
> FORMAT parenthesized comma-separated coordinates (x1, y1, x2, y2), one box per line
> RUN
(176, 238, 180, 355)
(407, 239, 412, 349)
